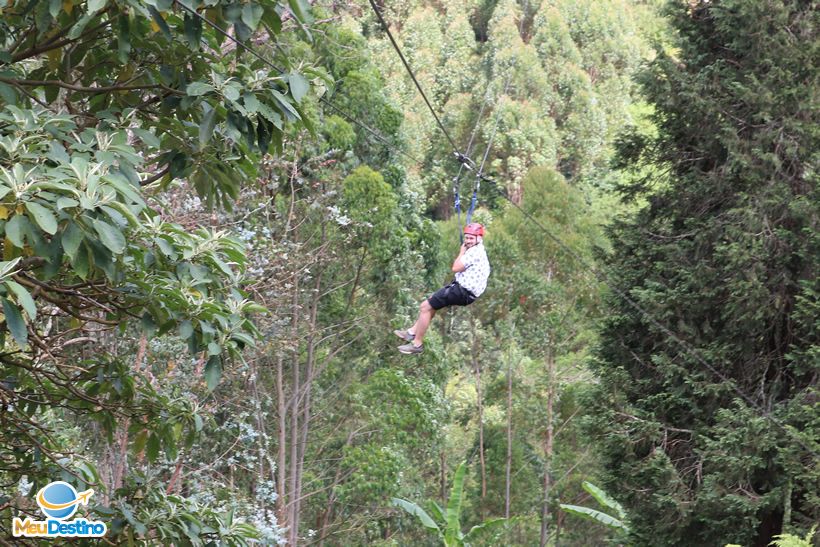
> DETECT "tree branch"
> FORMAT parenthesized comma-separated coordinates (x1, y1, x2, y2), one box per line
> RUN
(0, 76, 173, 96)
(141, 165, 171, 186)
(10, 17, 112, 63)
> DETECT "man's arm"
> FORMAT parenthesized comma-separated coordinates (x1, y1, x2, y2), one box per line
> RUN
(452, 244, 468, 272)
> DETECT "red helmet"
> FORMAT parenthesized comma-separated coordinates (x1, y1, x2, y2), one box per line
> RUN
(463, 223, 485, 237)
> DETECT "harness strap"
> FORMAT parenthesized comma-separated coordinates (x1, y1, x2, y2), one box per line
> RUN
(465, 188, 478, 225)
(454, 178, 463, 243)
(453, 152, 476, 243)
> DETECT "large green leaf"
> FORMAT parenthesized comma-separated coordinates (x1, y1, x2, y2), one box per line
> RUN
(463, 517, 510, 543)
(146, 433, 160, 463)
(204, 354, 222, 391)
(199, 106, 218, 147)
(0, 258, 21, 281)
(93, 218, 126, 254)
(25, 201, 58, 234)
(270, 89, 301, 121)
(148, 6, 172, 39)
(76, 460, 102, 487)
(582, 481, 626, 519)
(241, 3, 264, 29)
(5, 215, 29, 247)
(6, 280, 36, 320)
(223, 83, 242, 102)
(117, 15, 131, 64)
(392, 498, 440, 533)
(288, 0, 313, 23)
(183, 13, 202, 50)
(132, 128, 160, 149)
(2, 296, 27, 347)
(428, 501, 447, 524)
(87, 0, 107, 14)
(288, 73, 309, 102)
(61, 222, 84, 260)
(104, 172, 144, 205)
(559, 504, 627, 531)
(0, 82, 17, 104)
(187, 82, 215, 97)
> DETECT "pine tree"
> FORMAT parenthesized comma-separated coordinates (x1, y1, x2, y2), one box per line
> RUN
(590, 1, 819, 545)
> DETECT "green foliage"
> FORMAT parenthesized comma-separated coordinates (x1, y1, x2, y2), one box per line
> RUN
(559, 481, 628, 533)
(357, 368, 444, 450)
(393, 462, 511, 546)
(0, 0, 320, 540)
(339, 445, 406, 507)
(0, 0, 678, 545)
(590, 0, 819, 544)
(105, 475, 261, 545)
(464, 423, 541, 519)
(727, 527, 819, 547)
(343, 166, 398, 229)
(768, 526, 817, 547)
(322, 114, 356, 151)
(0, 0, 317, 207)
(0, 106, 258, 361)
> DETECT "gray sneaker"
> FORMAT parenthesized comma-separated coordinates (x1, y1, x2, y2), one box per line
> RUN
(398, 342, 423, 355)
(393, 329, 415, 342)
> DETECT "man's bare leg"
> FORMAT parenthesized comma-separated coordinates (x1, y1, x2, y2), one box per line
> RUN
(408, 300, 436, 347)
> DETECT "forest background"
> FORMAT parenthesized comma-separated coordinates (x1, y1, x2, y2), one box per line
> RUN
(0, 0, 816, 545)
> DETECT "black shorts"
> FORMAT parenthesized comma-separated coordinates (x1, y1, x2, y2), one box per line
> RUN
(427, 281, 477, 310)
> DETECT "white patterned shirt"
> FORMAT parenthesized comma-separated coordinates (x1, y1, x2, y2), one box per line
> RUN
(455, 242, 490, 297)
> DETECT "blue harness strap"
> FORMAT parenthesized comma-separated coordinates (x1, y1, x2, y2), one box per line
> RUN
(465, 188, 478, 225)
(454, 180, 463, 243)
(465, 174, 481, 225)
(453, 152, 478, 244)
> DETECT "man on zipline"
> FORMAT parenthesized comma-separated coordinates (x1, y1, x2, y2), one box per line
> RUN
(394, 223, 491, 354)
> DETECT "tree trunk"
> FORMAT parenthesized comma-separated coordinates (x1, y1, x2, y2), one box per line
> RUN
(251, 357, 274, 521)
(471, 315, 486, 512)
(287, 273, 301, 545)
(440, 450, 447, 502)
(275, 352, 287, 527)
(295, 224, 326, 542)
(102, 334, 147, 504)
(505, 350, 513, 520)
(317, 430, 356, 545)
(345, 246, 367, 313)
(540, 349, 556, 547)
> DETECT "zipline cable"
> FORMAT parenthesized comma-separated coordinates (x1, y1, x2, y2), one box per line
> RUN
(465, 71, 513, 226)
(453, 82, 493, 242)
(366, 0, 461, 155)
(365, 0, 490, 239)
(475, 73, 512, 180)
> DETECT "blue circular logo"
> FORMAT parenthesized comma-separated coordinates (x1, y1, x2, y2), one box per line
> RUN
(37, 482, 79, 520)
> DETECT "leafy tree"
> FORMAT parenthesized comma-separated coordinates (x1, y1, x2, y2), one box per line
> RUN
(0, 0, 318, 205)
(0, 106, 264, 538)
(590, 0, 819, 545)
(0, 0, 320, 541)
